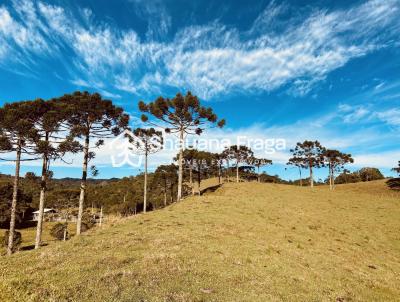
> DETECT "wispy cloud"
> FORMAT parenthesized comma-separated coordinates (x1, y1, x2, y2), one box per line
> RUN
(129, 0, 171, 40)
(353, 150, 400, 168)
(339, 103, 400, 127)
(340, 105, 370, 123)
(376, 108, 400, 126)
(0, 0, 399, 99)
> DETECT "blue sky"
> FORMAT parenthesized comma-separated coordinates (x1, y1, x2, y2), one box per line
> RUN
(0, 0, 399, 180)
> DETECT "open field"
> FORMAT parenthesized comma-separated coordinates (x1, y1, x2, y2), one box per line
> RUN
(0, 180, 399, 301)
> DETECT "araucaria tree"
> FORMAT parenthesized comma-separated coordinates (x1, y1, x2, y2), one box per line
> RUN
(192, 150, 214, 194)
(180, 148, 197, 195)
(224, 145, 254, 183)
(323, 149, 354, 190)
(287, 157, 304, 186)
(152, 164, 178, 206)
(250, 157, 272, 182)
(127, 128, 163, 213)
(213, 152, 225, 184)
(0, 101, 39, 255)
(139, 91, 225, 201)
(62, 91, 129, 235)
(31, 99, 80, 249)
(288, 140, 325, 188)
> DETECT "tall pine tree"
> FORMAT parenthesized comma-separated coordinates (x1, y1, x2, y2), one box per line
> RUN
(0, 101, 39, 255)
(249, 157, 272, 182)
(127, 128, 163, 213)
(139, 91, 225, 200)
(288, 140, 325, 188)
(31, 98, 80, 249)
(223, 145, 254, 183)
(323, 149, 353, 190)
(61, 91, 129, 235)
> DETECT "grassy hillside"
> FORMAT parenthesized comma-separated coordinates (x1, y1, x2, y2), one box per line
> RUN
(0, 180, 399, 301)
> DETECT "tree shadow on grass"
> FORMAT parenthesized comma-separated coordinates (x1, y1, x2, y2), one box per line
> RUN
(20, 243, 48, 251)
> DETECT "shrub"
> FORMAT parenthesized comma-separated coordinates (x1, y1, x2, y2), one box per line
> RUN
(386, 178, 400, 190)
(2, 230, 22, 252)
(81, 213, 96, 232)
(0, 184, 33, 228)
(335, 168, 384, 184)
(335, 172, 361, 184)
(50, 223, 69, 240)
(359, 167, 384, 181)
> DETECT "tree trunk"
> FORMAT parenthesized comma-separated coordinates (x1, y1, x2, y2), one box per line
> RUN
(218, 162, 222, 185)
(163, 190, 167, 207)
(331, 164, 336, 190)
(99, 206, 103, 227)
(34, 152, 48, 249)
(329, 162, 333, 190)
(143, 151, 148, 213)
(257, 166, 260, 183)
(189, 160, 194, 195)
(77, 135, 89, 235)
(63, 212, 68, 241)
(225, 159, 229, 182)
(236, 159, 239, 183)
(309, 164, 314, 188)
(7, 143, 21, 256)
(299, 167, 302, 186)
(177, 128, 184, 201)
(197, 164, 201, 195)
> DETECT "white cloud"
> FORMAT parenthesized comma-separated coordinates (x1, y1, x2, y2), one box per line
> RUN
(339, 103, 400, 126)
(37, 2, 71, 38)
(0, 0, 399, 98)
(342, 106, 370, 123)
(0, 1, 52, 58)
(115, 76, 138, 94)
(375, 108, 400, 126)
(353, 150, 400, 168)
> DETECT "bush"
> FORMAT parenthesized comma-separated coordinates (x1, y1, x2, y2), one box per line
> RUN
(81, 213, 96, 232)
(260, 173, 285, 184)
(359, 167, 384, 181)
(335, 168, 384, 184)
(0, 184, 33, 228)
(50, 223, 69, 240)
(2, 230, 22, 252)
(335, 172, 361, 184)
(386, 178, 400, 190)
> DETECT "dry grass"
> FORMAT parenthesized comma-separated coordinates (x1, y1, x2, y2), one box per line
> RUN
(0, 222, 77, 255)
(0, 180, 399, 301)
